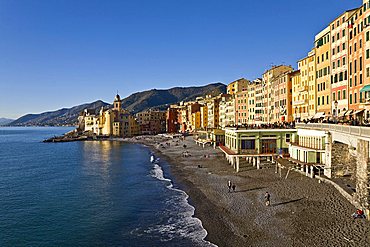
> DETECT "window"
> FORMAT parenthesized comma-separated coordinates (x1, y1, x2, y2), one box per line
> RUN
(322, 96, 325, 105)
(350, 62, 352, 74)
(360, 57, 363, 71)
(333, 92, 336, 101)
(360, 74, 363, 84)
(360, 39, 363, 48)
(318, 97, 320, 105)
(338, 91, 341, 100)
(343, 57, 346, 65)
(367, 67, 370, 77)
(241, 140, 255, 150)
(326, 51, 329, 60)
(355, 93, 357, 103)
(337, 33, 340, 40)
(355, 43, 357, 52)
(367, 49, 370, 59)
(343, 43, 345, 50)
(350, 94, 353, 104)
(327, 95, 329, 104)
(367, 31, 370, 41)
(338, 60, 340, 67)
(355, 60, 357, 73)
(337, 46, 340, 53)
(343, 30, 345, 37)
(343, 90, 346, 99)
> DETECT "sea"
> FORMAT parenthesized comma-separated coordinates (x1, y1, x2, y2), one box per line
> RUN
(0, 127, 216, 247)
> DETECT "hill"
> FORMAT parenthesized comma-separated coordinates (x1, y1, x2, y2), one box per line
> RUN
(9, 100, 109, 126)
(9, 83, 226, 126)
(122, 83, 226, 113)
(0, 118, 14, 126)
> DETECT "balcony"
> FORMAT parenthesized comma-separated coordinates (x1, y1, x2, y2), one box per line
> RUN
(293, 99, 308, 105)
(298, 86, 308, 92)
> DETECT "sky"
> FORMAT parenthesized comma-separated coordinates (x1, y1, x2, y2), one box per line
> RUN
(0, 0, 363, 119)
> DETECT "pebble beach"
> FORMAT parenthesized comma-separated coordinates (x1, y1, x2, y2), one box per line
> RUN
(127, 135, 370, 247)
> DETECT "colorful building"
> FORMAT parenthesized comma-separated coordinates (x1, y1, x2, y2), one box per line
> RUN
(315, 26, 332, 117)
(227, 78, 249, 95)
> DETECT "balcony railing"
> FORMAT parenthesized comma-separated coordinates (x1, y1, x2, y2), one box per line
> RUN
(298, 86, 308, 92)
(296, 123, 370, 139)
(293, 99, 308, 105)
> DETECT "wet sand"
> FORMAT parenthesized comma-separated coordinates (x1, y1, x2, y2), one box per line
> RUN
(126, 135, 370, 247)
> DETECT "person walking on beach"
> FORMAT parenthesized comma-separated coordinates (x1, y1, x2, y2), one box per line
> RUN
(264, 192, 271, 206)
(228, 180, 232, 192)
(232, 184, 236, 192)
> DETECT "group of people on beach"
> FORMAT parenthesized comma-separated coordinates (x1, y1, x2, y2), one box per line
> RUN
(227, 180, 271, 206)
(227, 180, 236, 193)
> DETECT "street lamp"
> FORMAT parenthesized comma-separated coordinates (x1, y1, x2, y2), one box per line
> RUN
(334, 100, 338, 122)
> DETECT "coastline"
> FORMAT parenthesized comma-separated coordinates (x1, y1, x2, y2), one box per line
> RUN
(126, 135, 370, 246)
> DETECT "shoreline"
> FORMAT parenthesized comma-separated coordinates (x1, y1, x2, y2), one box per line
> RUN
(126, 135, 370, 246)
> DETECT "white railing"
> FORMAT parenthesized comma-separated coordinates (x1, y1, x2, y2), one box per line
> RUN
(296, 123, 370, 139)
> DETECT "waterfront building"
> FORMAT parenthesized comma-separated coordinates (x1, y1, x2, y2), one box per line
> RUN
(235, 89, 248, 125)
(361, 1, 370, 119)
(254, 80, 264, 123)
(291, 70, 303, 121)
(348, 7, 364, 113)
(227, 78, 249, 95)
(166, 106, 180, 133)
(80, 94, 140, 137)
(330, 10, 357, 117)
(295, 53, 312, 121)
(272, 71, 293, 123)
(200, 105, 208, 129)
(224, 127, 296, 156)
(219, 94, 235, 128)
(207, 95, 222, 129)
(136, 109, 166, 135)
(247, 79, 259, 123)
(288, 128, 329, 168)
(315, 26, 332, 117)
(262, 65, 293, 123)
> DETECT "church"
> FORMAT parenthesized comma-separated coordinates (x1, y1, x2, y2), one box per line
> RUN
(79, 94, 140, 137)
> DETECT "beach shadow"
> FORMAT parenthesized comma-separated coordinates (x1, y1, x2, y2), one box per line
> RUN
(234, 187, 266, 193)
(272, 197, 305, 207)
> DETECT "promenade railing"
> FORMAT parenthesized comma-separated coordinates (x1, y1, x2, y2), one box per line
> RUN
(296, 123, 370, 139)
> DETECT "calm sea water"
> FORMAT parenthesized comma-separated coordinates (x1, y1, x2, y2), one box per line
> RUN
(0, 127, 215, 247)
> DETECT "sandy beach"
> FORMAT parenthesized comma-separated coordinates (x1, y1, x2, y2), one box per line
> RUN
(127, 135, 370, 247)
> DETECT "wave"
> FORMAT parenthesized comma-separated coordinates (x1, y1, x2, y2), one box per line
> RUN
(149, 162, 217, 247)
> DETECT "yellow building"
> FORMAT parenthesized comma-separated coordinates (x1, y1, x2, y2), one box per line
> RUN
(295, 52, 313, 120)
(80, 94, 139, 137)
(200, 105, 208, 129)
(315, 26, 332, 116)
(291, 70, 303, 120)
(262, 65, 293, 123)
(191, 112, 201, 130)
(227, 78, 249, 95)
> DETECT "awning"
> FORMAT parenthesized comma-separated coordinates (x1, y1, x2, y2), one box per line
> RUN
(313, 112, 325, 119)
(360, 85, 370, 93)
(345, 109, 353, 116)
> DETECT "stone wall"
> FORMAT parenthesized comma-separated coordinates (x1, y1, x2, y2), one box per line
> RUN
(354, 139, 369, 215)
(331, 142, 357, 180)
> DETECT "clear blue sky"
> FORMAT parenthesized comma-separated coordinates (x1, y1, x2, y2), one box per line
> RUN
(0, 0, 362, 118)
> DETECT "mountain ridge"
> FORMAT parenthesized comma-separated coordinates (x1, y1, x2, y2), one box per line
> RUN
(9, 83, 226, 126)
